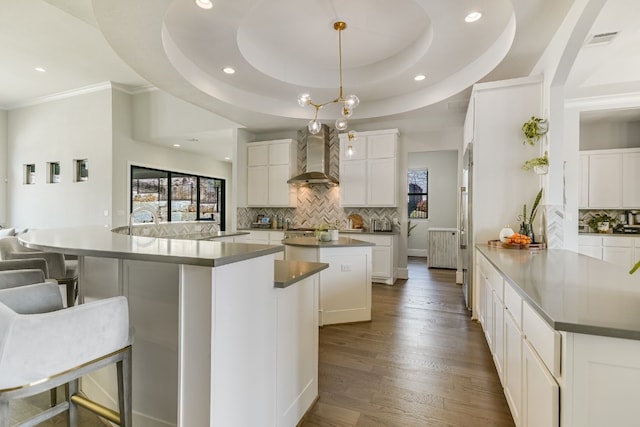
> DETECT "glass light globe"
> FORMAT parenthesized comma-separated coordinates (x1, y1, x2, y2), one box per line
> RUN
(344, 94, 359, 109)
(341, 106, 352, 118)
(308, 119, 322, 134)
(346, 144, 355, 157)
(298, 93, 311, 107)
(335, 118, 348, 131)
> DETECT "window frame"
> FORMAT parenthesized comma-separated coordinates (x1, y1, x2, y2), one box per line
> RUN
(407, 168, 428, 219)
(130, 165, 225, 229)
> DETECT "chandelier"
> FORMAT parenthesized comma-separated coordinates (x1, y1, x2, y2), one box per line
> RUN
(297, 21, 360, 134)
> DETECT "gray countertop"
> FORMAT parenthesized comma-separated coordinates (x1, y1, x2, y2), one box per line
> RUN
(578, 232, 639, 238)
(274, 260, 329, 288)
(477, 244, 640, 340)
(282, 236, 375, 247)
(171, 230, 250, 240)
(19, 226, 283, 268)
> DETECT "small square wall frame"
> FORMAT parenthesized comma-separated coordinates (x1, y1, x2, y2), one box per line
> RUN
(47, 161, 61, 183)
(23, 164, 36, 185)
(74, 159, 88, 182)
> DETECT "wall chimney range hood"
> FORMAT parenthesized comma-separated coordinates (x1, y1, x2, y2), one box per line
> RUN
(287, 125, 339, 186)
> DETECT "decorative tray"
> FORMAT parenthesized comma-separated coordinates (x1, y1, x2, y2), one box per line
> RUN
(488, 240, 546, 250)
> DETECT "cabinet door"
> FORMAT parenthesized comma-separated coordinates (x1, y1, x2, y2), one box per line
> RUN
(268, 142, 291, 165)
(484, 283, 494, 353)
(371, 246, 391, 279)
(340, 159, 366, 206)
(367, 133, 396, 159)
(268, 164, 294, 206)
(504, 311, 523, 427)
(476, 272, 486, 327)
(367, 158, 396, 206)
(579, 154, 589, 208)
(588, 154, 621, 208)
(622, 152, 640, 207)
(522, 340, 559, 427)
(577, 245, 602, 260)
(247, 166, 268, 206)
(493, 292, 505, 385)
(248, 144, 268, 166)
(602, 247, 634, 269)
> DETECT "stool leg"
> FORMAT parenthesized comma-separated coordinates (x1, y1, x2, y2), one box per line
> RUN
(117, 348, 133, 427)
(50, 386, 57, 407)
(0, 400, 9, 427)
(66, 380, 79, 427)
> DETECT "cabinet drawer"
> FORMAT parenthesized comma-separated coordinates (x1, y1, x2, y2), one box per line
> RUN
(357, 234, 392, 246)
(522, 302, 561, 378)
(269, 231, 285, 242)
(578, 235, 602, 246)
(504, 281, 522, 329)
(602, 236, 633, 248)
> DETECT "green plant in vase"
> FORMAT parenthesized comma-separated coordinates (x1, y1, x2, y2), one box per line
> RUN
(587, 214, 618, 233)
(519, 188, 543, 242)
(522, 151, 549, 174)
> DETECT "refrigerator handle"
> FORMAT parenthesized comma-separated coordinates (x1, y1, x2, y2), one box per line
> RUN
(459, 186, 467, 249)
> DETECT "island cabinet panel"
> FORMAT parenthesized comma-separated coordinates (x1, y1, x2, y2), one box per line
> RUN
(522, 340, 559, 427)
(566, 333, 640, 427)
(350, 233, 398, 284)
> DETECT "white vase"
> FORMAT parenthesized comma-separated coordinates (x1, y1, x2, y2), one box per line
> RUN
(533, 165, 548, 175)
(499, 226, 514, 242)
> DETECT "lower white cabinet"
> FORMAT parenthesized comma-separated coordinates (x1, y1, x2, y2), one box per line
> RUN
(578, 235, 637, 269)
(522, 339, 559, 427)
(343, 233, 397, 284)
(493, 289, 505, 384)
(235, 230, 285, 260)
(504, 309, 523, 426)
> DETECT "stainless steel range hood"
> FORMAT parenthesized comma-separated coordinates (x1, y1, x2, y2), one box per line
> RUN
(287, 125, 339, 186)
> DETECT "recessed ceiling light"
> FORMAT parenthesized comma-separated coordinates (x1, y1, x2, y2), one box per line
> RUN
(173, 144, 181, 147)
(223, 67, 235, 74)
(465, 11, 482, 23)
(195, 0, 213, 10)
(224, 157, 231, 161)
(414, 74, 426, 81)
(34, 67, 46, 73)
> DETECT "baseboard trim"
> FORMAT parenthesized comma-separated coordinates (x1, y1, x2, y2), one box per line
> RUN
(407, 249, 428, 257)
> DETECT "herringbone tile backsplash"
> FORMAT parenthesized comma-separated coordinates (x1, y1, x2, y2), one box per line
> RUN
(238, 128, 400, 230)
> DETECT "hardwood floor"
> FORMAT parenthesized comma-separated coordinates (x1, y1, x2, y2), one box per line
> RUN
(10, 258, 512, 426)
(300, 257, 514, 427)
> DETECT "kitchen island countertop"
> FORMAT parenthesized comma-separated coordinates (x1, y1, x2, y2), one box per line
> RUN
(274, 260, 328, 288)
(282, 236, 375, 247)
(477, 244, 640, 340)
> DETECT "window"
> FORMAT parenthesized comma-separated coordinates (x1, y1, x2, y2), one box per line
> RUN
(130, 166, 225, 228)
(74, 159, 89, 182)
(47, 161, 61, 183)
(408, 169, 428, 218)
(24, 164, 36, 185)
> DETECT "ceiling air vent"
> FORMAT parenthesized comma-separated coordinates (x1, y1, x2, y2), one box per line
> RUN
(584, 31, 619, 46)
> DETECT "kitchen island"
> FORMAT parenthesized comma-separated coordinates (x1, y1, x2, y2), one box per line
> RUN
(475, 244, 640, 427)
(19, 227, 327, 427)
(284, 236, 373, 325)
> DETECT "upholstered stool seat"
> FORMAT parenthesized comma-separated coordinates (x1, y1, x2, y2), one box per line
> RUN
(0, 283, 133, 427)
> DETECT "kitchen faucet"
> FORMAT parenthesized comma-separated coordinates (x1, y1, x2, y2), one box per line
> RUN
(129, 207, 159, 235)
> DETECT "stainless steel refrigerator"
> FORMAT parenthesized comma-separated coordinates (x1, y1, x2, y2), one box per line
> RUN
(459, 143, 473, 312)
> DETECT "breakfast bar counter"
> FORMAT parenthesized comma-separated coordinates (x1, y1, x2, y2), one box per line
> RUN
(18, 227, 325, 427)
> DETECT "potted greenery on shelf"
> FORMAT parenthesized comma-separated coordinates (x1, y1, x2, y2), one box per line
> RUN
(522, 116, 548, 146)
(587, 214, 618, 233)
(522, 151, 549, 174)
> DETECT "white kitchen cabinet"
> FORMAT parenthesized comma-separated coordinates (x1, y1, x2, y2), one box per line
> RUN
(577, 235, 602, 259)
(493, 288, 505, 384)
(236, 230, 285, 260)
(522, 340, 559, 427)
(579, 235, 637, 269)
(580, 148, 640, 209)
(247, 140, 297, 207)
(346, 233, 398, 284)
(622, 151, 640, 207)
(588, 153, 622, 208)
(602, 246, 633, 268)
(504, 309, 523, 427)
(339, 129, 398, 207)
(579, 154, 589, 208)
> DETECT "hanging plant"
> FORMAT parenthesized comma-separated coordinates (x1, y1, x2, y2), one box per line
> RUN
(522, 116, 548, 146)
(522, 151, 549, 173)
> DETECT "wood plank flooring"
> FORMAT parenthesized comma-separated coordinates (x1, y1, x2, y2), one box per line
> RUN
(300, 257, 514, 427)
(9, 257, 513, 426)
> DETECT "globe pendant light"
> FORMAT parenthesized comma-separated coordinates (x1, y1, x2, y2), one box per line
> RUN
(297, 21, 359, 134)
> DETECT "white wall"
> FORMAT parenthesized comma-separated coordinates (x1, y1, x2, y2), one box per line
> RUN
(0, 109, 7, 226)
(112, 90, 233, 229)
(580, 120, 640, 150)
(406, 150, 458, 257)
(7, 90, 113, 229)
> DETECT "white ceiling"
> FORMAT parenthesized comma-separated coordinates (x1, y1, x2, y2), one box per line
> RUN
(1, 0, 638, 160)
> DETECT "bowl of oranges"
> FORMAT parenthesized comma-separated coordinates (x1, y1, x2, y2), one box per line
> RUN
(503, 233, 531, 248)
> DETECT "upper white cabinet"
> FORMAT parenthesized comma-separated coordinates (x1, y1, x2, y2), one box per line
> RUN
(581, 148, 640, 209)
(339, 129, 398, 207)
(247, 140, 297, 207)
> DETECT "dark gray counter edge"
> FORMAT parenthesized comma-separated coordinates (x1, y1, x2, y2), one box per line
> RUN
(274, 260, 329, 288)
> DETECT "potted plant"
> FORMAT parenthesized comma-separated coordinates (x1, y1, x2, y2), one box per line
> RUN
(522, 151, 549, 174)
(522, 116, 548, 146)
(587, 214, 618, 233)
(518, 188, 543, 242)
